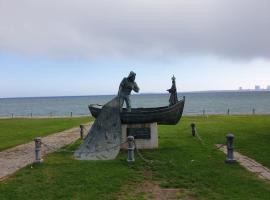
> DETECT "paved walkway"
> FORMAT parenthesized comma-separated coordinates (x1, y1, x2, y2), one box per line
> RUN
(0, 124, 92, 181)
(216, 144, 270, 181)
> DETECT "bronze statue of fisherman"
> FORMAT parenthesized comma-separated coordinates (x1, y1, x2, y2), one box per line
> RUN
(118, 71, 140, 112)
(167, 75, 178, 105)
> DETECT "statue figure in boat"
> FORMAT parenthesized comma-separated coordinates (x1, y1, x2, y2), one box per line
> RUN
(75, 74, 185, 161)
(167, 75, 178, 106)
(89, 75, 185, 125)
(118, 71, 140, 112)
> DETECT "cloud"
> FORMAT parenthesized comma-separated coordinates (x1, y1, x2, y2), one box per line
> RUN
(0, 0, 269, 59)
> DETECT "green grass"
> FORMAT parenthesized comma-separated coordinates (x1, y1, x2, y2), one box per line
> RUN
(1, 115, 270, 199)
(150, 115, 270, 199)
(181, 115, 270, 168)
(0, 117, 91, 151)
(0, 141, 142, 200)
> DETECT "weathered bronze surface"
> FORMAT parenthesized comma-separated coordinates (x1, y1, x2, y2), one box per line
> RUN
(74, 97, 122, 160)
(167, 75, 178, 106)
(118, 71, 140, 112)
(89, 98, 185, 125)
(89, 76, 185, 125)
(75, 75, 185, 160)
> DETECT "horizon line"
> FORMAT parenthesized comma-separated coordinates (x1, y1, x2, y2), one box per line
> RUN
(1, 89, 270, 99)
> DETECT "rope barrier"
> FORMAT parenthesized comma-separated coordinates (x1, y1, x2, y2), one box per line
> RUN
(42, 139, 155, 164)
(82, 126, 90, 133)
(39, 122, 216, 164)
(133, 140, 153, 163)
(179, 127, 192, 132)
(177, 125, 205, 144)
(216, 144, 226, 149)
(195, 129, 204, 144)
(41, 140, 128, 154)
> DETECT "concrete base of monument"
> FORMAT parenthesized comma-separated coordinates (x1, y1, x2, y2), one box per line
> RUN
(121, 122, 158, 149)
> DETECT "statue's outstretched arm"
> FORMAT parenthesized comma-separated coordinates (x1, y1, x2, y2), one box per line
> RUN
(133, 82, 140, 93)
(118, 78, 125, 96)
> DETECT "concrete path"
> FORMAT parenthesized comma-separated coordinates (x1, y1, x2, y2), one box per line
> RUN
(216, 144, 270, 181)
(0, 124, 92, 181)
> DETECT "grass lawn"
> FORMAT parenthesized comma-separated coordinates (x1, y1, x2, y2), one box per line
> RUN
(1, 115, 270, 199)
(0, 117, 91, 151)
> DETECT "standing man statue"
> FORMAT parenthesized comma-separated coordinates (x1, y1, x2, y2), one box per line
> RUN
(167, 75, 178, 105)
(118, 71, 140, 112)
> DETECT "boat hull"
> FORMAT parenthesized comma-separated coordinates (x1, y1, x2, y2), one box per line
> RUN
(89, 97, 185, 125)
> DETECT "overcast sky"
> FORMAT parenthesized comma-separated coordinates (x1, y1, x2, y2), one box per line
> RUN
(0, 0, 270, 97)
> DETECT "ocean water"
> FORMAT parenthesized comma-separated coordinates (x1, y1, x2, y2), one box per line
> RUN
(0, 91, 270, 117)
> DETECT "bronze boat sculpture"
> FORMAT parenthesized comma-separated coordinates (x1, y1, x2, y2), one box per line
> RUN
(88, 76, 185, 125)
(75, 75, 185, 160)
(89, 97, 185, 125)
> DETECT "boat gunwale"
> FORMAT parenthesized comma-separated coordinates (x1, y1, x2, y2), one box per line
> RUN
(89, 97, 185, 115)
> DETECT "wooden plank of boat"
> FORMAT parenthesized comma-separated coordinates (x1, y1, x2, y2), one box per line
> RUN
(89, 97, 185, 125)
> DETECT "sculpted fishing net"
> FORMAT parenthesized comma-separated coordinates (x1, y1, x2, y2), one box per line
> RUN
(74, 97, 122, 160)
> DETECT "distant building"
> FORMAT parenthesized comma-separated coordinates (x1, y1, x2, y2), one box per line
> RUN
(255, 85, 261, 90)
(267, 85, 270, 90)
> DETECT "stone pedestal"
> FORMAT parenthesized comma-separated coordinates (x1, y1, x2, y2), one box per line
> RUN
(121, 122, 158, 149)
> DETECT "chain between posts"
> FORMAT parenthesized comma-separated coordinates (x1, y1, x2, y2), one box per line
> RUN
(195, 129, 204, 144)
(190, 123, 205, 144)
(133, 140, 153, 163)
(82, 126, 90, 133)
(216, 144, 226, 149)
(40, 139, 154, 164)
(40, 140, 128, 154)
(37, 138, 208, 166)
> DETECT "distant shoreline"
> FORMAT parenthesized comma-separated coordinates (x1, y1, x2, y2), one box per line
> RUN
(1, 91, 270, 116)
(0, 115, 90, 119)
(1, 113, 270, 120)
(1, 89, 270, 99)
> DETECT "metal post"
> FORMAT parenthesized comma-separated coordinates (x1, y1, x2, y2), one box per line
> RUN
(227, 108, 230, 115)
(11, 113, 14, 119)
(191, 122, 196, 137)
(34, 137, 43, 164)
(225, 134, 236, 163)
(80, 125, 84, 139)
(203, 109, 206, 116)
(127, 136, 135, 163)
(252, 108, 255, 115)
(70, 112, 73, 118)
(31, 113, 32, 118)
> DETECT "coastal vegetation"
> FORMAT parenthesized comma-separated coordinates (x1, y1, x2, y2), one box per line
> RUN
(0, 117, 90, 151)
(1, 115, 270, 199)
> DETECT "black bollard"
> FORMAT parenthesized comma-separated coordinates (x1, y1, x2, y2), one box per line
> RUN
(34, 137, 43, 164)
(225, 134, 236, 163)
(227, 108, 230, 115)
(127, 136, 135, 163)
(191, 122, 196, 137)
(80, 125, 84, 139)
(70, 112, 73, 118)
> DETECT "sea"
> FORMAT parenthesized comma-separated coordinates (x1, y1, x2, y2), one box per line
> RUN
(0, 91, 270, 117)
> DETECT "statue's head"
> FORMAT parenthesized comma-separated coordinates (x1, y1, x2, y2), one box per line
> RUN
(128, 71, 136, 81)
(172, 75, 176, 83)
